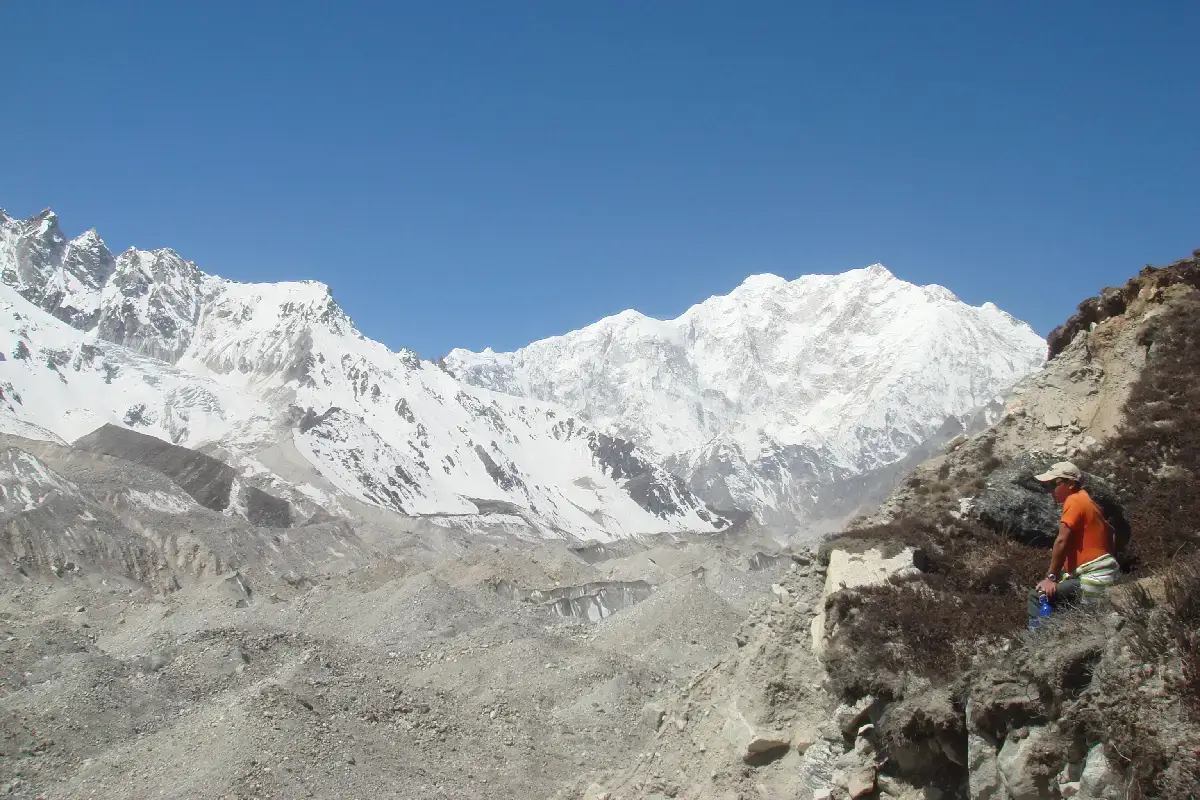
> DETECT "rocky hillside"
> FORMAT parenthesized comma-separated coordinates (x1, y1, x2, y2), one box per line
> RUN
(447, 266, 1046, 535)
(0, 418, 799, 799)
(572, 250, 1200, 800)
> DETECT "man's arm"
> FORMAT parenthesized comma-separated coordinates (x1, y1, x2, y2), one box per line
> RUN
(1048, 522, 1071, 575)
(1037, 522, 1073, 598)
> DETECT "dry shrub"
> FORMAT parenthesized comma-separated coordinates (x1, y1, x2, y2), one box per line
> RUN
(1116, 557, 1200, 713)
(1080, 295, 1200, 572)
(825, 582, 1021, 698)
(822, 514, 1039, 698)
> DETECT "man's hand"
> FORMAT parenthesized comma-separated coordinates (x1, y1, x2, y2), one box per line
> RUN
(1036, 577, 1058, 599)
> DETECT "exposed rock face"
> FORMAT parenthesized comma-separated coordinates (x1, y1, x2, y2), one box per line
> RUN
(1046, 254, 1200, 358)
(73, 424, 293, 527)
(97, 248, 204, 362)
(967, 729, 1007, 800)
(812, 544, 924, 657)
(972, 452, 1130, 548)
(1077, 745, 1125, 800)
(488, 578, 655, 622)
(997, 727, 1056, 800)
(0, 210, 116, 329)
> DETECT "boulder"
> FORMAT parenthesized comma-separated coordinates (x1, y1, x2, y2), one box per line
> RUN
(877, 775, 910, 796)
(833, 742, 878, 800)
(845, 766, 876, 799)
(1078, 745, 1125, 799)
(812, 546, 924, 655)
(997, 727, 1055, 800)
(1043, 410, 1075, 430)
(833, 696, 883, 738)
(741, 732, 792, 763)
(583, 784, 612, 800)
(721, 699, 791, 763)
(792, 725, 819, 754)
(967, 680, 1043, 739)
(967, 731, 1008, 800)
(973, 453, 1129, 548)
(641, 702, 665, 731)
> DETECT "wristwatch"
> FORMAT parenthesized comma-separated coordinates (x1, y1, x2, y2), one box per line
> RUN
(1045, 572, 1059, 582)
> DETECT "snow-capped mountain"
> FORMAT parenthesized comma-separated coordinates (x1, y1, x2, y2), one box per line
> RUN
(446, 267, 1047, 532)
(0, 208, 725, 541)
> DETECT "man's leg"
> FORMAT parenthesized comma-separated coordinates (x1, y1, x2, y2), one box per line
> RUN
(1027, 586, 1045, 627)
(1027, 578, 1083, 628)
(1054, 578, 1082, 611)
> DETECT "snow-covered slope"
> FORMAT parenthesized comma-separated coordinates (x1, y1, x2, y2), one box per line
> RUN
(0, 208, 725, 541)
(447, 266, 1046, 532)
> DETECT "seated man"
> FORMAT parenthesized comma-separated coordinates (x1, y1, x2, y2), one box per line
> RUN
(1029, 461, 1120, 626)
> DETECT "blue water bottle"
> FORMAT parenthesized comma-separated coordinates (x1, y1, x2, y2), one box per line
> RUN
(1030, 590, 1053, 631)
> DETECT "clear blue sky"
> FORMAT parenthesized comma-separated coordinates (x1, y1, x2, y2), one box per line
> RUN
(5, 1, 1198, 357)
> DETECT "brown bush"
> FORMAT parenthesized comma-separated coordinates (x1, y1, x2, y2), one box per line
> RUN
(1079, 295, 1200, 572)
(822, 516, 1041, 698)
(824, 582, 1022, 698)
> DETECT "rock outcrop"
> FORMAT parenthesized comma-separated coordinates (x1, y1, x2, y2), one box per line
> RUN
(73, 423, 295, 527)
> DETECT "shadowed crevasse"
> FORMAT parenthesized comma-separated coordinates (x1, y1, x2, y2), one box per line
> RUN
(488, 578, 655, 622)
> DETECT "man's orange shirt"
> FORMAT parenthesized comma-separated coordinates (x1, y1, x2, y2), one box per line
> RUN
(1061, 489, 1110, 573)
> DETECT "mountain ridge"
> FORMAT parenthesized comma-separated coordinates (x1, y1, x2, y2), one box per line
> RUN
(447, 261, 1046, 532)
(1, 208, 725, 541)
(2, 206, 1045, 539)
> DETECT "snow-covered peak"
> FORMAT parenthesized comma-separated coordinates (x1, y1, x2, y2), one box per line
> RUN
(33, 208, 60, 230)
(736, 273, 788, 291)
(447, 264, 1046, 531)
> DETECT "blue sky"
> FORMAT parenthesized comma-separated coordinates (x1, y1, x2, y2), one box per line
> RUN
(5, 1, 1198, 357)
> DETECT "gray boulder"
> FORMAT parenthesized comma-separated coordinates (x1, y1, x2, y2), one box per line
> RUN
(997, 726, 1055, 800)
(1078, 745, 1125, 799)
(973, 452, 1129, 549)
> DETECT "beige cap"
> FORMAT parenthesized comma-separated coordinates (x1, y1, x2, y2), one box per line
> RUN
(1034, 461, 1082, 483)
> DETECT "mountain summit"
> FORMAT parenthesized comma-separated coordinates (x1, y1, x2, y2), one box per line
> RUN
(447, 264, 1046, 531)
